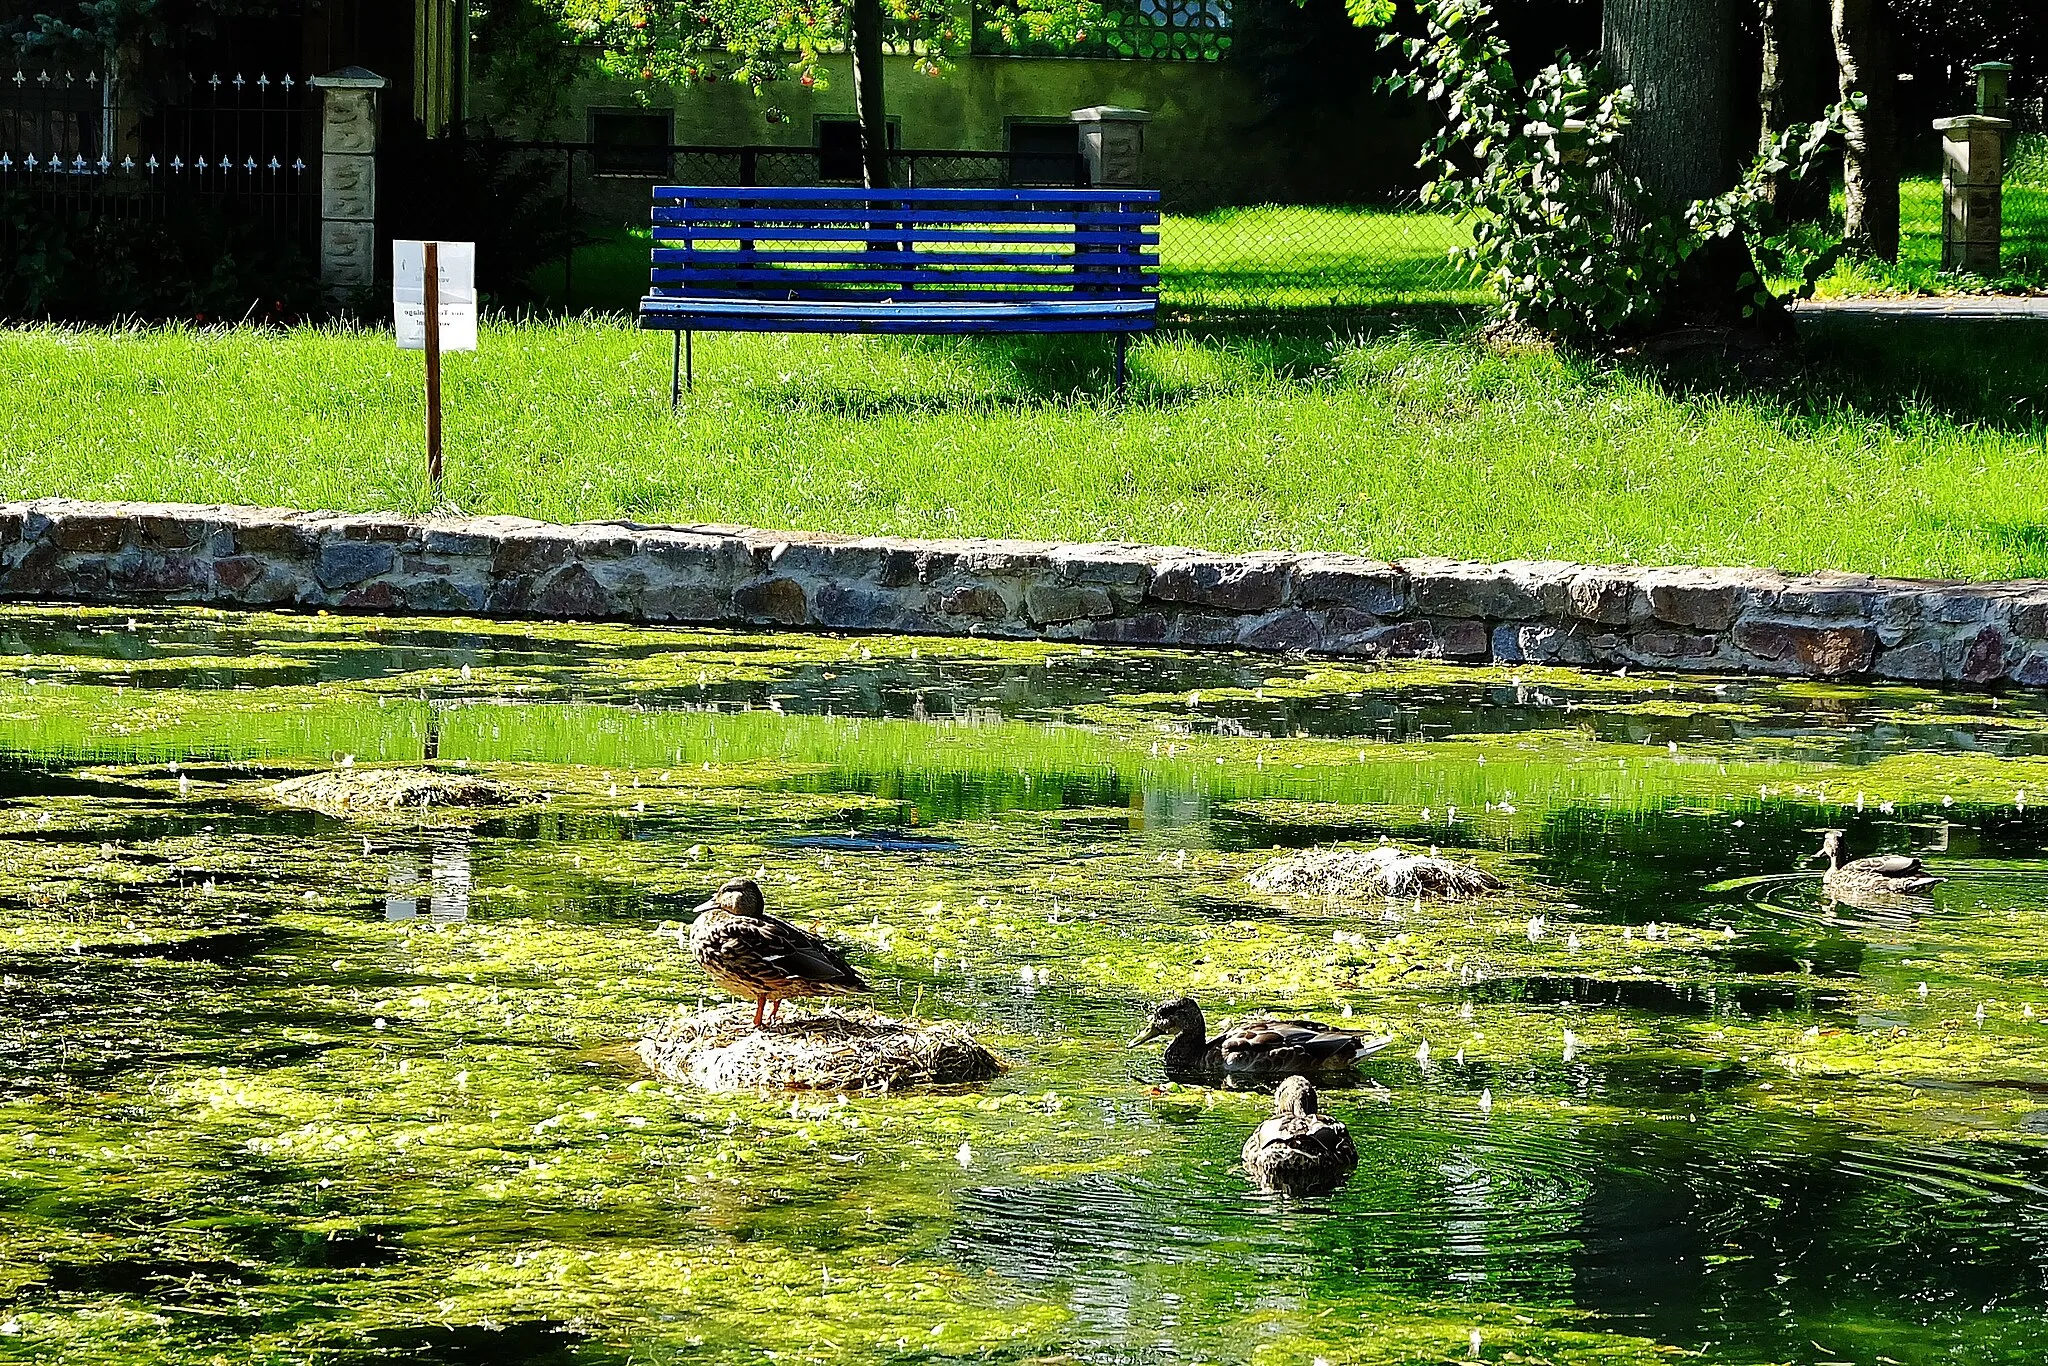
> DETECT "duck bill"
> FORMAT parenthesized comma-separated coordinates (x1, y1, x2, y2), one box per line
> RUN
(1128, 1023, 1168, 1048)
(691, 898, 720, 915)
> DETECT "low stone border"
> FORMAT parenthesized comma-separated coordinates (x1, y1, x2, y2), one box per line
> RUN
(4, 498, 2046, 687)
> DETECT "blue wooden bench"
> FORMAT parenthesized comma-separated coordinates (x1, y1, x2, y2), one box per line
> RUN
(638, 186, 1161, 402)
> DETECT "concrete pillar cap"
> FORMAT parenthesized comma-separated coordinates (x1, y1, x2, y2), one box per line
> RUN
(1933, 115, 2013, 132)
(311, 67, 388, 89)
(1070, 106, 1153, 123)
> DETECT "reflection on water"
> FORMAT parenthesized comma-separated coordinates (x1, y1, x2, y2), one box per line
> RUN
(383, 837, 473, 924)
(4, 607, 2048, 1364)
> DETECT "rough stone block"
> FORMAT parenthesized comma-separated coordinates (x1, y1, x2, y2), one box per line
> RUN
(315, 540, 396, 589)
(338, 581, 402, 609)
(1566, 571, 1639, 626)
(492, 533, 576, 578)
(401, 578, 489, 613)
(1150, 557, 1289, 612)
(1075, 612, 1169, 644)
(1332, 619, 1435, 659)
(1238, 609, 1322, 652)
(110, 551, 209, 594)
(1730, 619, 1879, 675)
(1875, 640, 1946, 681)
(1432, 618, 1491, 658)
(134, 513, 210, 550)
(1409, 562, 1542, 620)
(233, 522, 317, 559)
(532, 563, 611, 619)
(1631, 630, 1719, 661)
(2011, 599, 2048, 641)
(1026, 582, 1114, 625)
(936, 586, 1010, 619)
(1048, 546, 1154, 592)
(733, 576, 807, 625)
(1645, 576, 1747, 632)
(2014, 652, 2048, 688)
(49, 514, 129, 553)
(813, 582, 916, 630)
(1291, 557, 1406, 615)
(1164, 611, 1245, 647)
(1953, 625, 2010, 684)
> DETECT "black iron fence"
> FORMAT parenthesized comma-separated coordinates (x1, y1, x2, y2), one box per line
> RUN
(0, 64, 318, 317)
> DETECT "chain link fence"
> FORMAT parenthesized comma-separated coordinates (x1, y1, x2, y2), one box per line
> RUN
(499, 139, 1477, 316)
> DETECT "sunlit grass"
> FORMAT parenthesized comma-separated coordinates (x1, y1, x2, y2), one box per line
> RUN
(4, 316, 2047, 577)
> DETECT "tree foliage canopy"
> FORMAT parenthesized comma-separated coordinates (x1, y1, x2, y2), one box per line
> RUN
(546, 0, 1098, 91)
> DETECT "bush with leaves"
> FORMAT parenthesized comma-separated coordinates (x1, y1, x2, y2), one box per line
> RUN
(1375, 0, 1851, 340)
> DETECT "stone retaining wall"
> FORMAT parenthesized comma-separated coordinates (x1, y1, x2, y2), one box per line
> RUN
(5, 498, 2048, 687)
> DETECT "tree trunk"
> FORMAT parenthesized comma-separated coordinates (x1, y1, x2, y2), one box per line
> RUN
(1758, 0, 1832, 221)
(849, 0, 891, 190)
(1601, 0, 1764, 328)
(1832, 0, 1898, 260)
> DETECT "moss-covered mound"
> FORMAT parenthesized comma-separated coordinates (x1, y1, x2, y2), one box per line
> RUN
(1249, 845, 1502, 900)
(269, 767, 527, 817)
(638, 1005, 1007, 1093)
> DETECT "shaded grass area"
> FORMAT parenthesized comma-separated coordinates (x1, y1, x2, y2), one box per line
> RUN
(4, 313, 2048, 578)
(528, 203, 1488, 315)
(530, 185, 2042, 318)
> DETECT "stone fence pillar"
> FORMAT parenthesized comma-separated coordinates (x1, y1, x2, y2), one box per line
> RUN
(310, 67, 388, 302)
(1070, 107, 1152, 189)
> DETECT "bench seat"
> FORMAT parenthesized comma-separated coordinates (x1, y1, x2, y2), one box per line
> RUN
(638, 295, 1155, 334)
(639, 185, 1162, 398)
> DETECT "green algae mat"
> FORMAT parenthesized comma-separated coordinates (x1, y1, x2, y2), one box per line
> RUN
(6, 607, 2048, 1365)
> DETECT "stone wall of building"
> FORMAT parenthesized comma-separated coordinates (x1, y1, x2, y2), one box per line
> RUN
(5, 499, 2048, 687)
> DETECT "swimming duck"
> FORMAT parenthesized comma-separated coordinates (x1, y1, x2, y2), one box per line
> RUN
(689, 878, 870, 1028)
(1241, 1075, 1358, 1195)
(1129, 996, 1396, 1077)
(1810, 830, 1943, 904)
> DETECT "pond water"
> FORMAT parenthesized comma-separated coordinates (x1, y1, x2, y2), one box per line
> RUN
(5, 606, 2048, 1365)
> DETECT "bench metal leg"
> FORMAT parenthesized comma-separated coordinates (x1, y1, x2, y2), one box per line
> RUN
(1114, 333, 1128, 401)
(671, 332, 682, 408)
(686, 331, 694, 393)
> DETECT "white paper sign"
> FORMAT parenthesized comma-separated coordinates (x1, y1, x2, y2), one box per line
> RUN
(393, 240, 478, 352)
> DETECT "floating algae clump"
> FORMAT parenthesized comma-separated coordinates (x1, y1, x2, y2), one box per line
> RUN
(270, 767, 527, 816)
(1249, 844, 1502, 900)
(639, 1005, 1006, 1092)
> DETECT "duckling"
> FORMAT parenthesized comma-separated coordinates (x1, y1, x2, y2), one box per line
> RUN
(1129, 996, 1395, 1077)
(1241, 1075, 1358, 1195)
(1810, 830, 1943, 906)
(689, 878, 869, 1028)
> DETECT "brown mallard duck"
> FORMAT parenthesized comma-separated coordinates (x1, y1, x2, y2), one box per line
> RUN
(1129, 996, 1395, 1077)
(1810, 830, 1943, 905)
(1241, 1075, 1358, 1195)
(689, 878, 869, 1028)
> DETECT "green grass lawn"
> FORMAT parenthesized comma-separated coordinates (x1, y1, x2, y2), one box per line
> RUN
(1811, 175, 2048, 297)
(5, 315, 2046, 580)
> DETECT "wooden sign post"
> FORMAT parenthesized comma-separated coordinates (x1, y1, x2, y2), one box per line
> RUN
(393, 240, 477, 508)
(424, 241, 443, 495)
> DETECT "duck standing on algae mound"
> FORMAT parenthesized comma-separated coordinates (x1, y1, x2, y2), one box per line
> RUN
(1249, 842, 1501, 900)
(650, 876, 1004, 1092)
(690, 877, 870, 1028)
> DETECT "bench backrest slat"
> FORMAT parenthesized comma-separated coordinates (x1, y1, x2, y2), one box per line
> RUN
(646, 186, 1162, 305)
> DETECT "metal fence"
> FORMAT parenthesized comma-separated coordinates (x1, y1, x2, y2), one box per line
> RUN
(0, 64, 318, 314)
(503, 138, 1474, 315)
